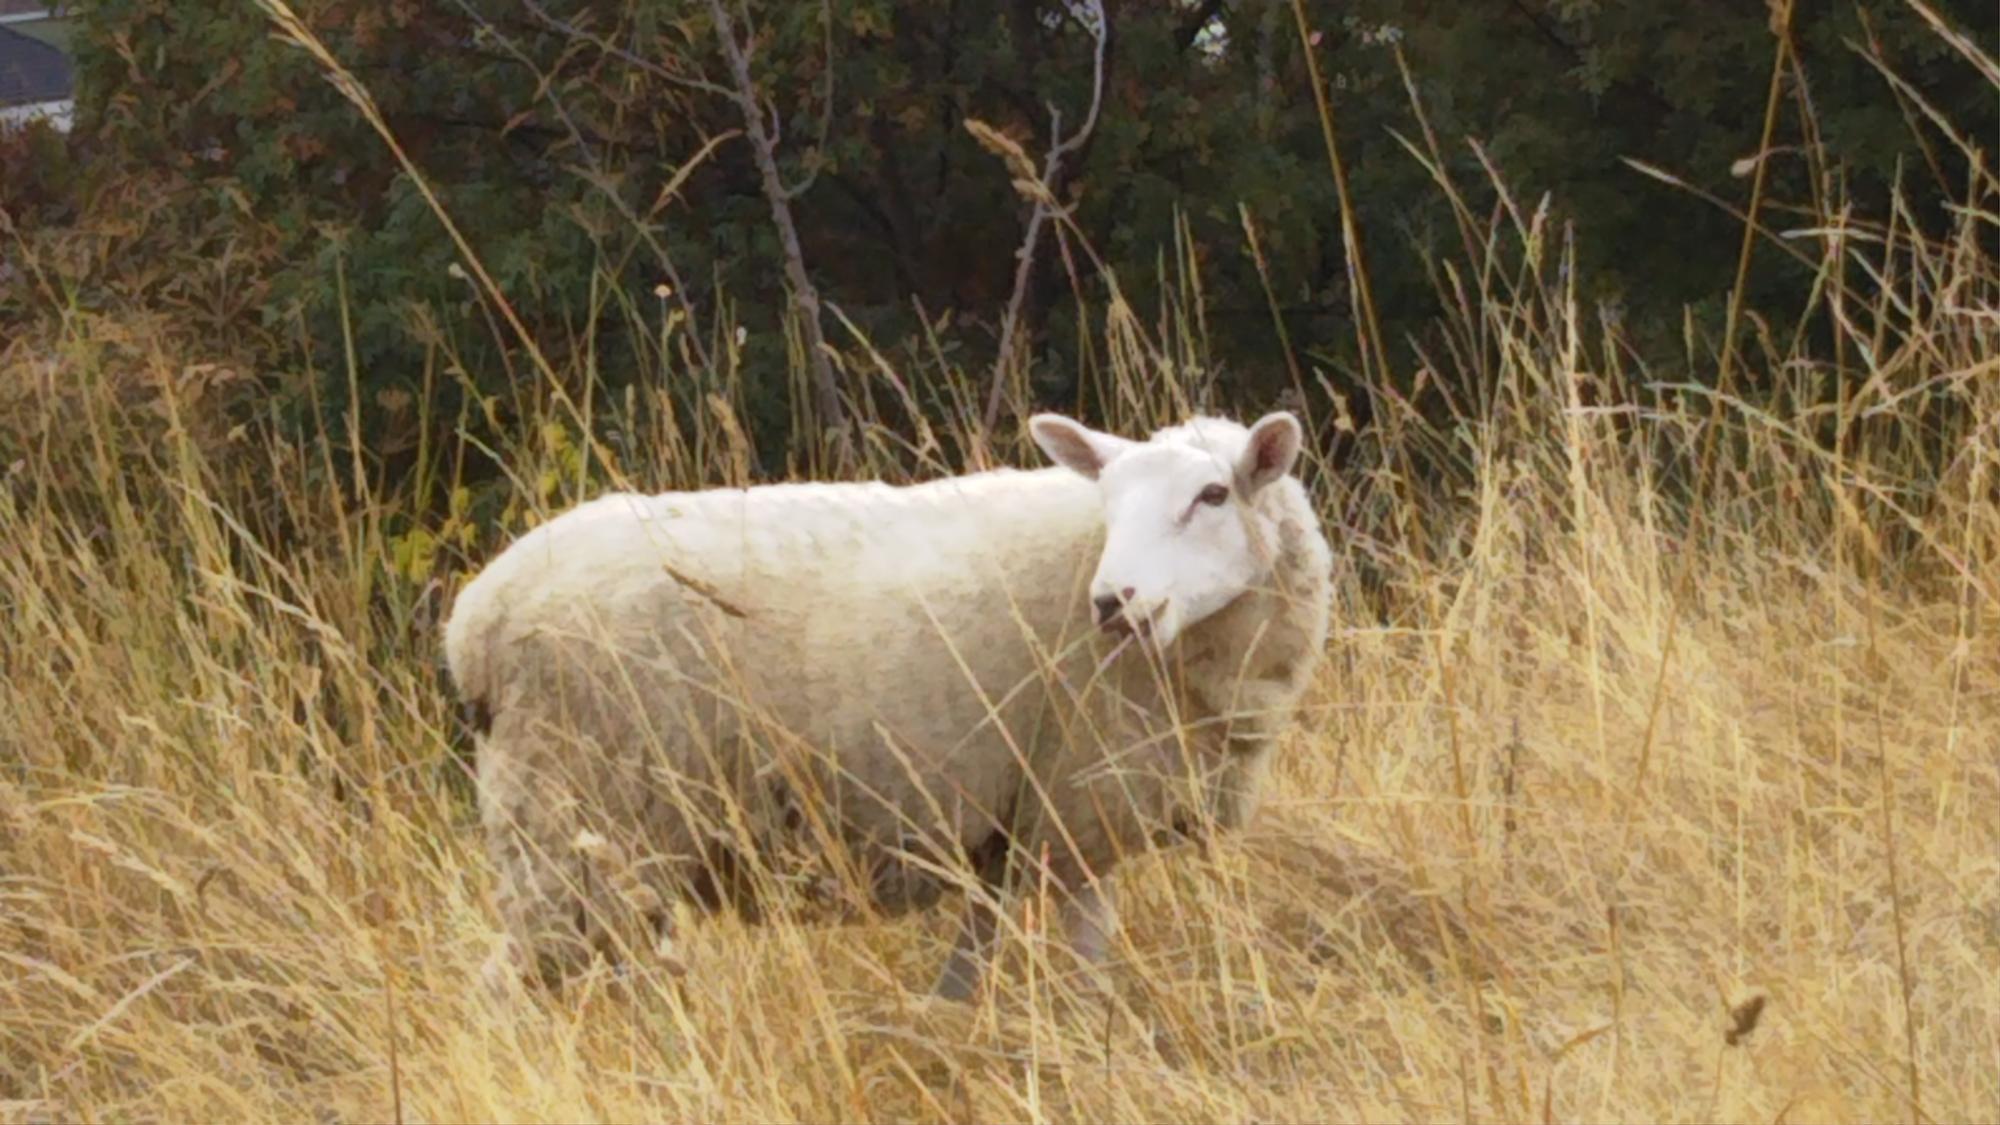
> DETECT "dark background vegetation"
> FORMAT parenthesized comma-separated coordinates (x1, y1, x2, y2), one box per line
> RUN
(4, 1, 1995, 480)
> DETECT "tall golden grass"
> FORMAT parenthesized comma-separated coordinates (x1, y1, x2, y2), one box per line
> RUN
(4, 7, 2000, 1122)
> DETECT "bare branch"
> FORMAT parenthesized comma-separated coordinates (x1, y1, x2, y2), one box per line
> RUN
(1049, 0, 1107, 164)
(784, 0, 837, 200)
(981, 0, 1110, 435)
(456, 0, 715, 377)
(518, 0, 734, 100)
(763, 93, 784, 149)
(705, 0, 847, 433)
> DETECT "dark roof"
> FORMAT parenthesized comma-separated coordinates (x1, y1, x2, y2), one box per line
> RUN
(0, 25, 72, 107)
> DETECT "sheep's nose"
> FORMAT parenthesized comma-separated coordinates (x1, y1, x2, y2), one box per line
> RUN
(1093, 588, 1137, 627)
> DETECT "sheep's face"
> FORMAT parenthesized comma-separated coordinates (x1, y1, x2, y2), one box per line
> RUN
(1031, 411, 1304, 650)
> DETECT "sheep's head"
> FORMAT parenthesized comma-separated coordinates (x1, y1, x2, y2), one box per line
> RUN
(1031, 411, 1304, 651)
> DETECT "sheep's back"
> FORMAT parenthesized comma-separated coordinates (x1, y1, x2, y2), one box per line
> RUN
(448, 469, 1110, 847)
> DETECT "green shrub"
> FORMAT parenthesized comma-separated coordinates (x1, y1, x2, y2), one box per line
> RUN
(56, 0, 2000, 471)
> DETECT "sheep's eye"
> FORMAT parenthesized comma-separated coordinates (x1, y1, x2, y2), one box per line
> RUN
(1197, 483, 1230, 507)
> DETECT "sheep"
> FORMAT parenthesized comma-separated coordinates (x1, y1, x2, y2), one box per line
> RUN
(443, 410, 1333, 999)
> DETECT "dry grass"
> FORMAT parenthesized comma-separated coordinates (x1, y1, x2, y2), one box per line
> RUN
(6, 13, 2000, 1123)
(6, 276, 1998, 1124)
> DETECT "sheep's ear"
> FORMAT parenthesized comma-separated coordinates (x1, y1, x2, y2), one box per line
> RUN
(1030, 414, 1131, 480)
(1239, 412, 1303, 491)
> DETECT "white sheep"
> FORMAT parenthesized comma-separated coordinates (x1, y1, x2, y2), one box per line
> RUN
(443, 410, 1332, 998)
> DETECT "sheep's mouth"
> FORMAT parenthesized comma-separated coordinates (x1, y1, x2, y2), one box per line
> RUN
(1101, 600, 1170, 644)
(1099, 615, 1154, 641)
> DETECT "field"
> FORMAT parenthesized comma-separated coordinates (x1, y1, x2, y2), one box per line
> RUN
(5, 14, 2000, 1125)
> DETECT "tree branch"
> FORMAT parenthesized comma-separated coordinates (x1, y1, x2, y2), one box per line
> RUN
(705, 0, 846, 433)
(783, 0, 836, 200)
(518, 0, 734, 100)
(826, 171, 925, 295)
(1502, 0, 1679, 120)
(981, 0, 1109, 435)
(457, 0, 715, 377)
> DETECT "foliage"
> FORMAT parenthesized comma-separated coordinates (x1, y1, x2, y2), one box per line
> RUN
(39, 0, 2000, 467)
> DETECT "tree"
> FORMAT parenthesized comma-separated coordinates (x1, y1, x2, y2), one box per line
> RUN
(59, 0, 2000, 470)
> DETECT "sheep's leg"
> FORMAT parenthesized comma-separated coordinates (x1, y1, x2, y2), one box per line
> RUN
(484, 842, 599, 992)
(1061, 877, 1119, 975)
(480, 723, 697, 993)
(932, 893, 1000, 1000)
(487, 836, 690, 991)
(479, 931, 532, 1000)
(1210, 740, 1276, 832)
(1209, 678, 1292, 831)
(480, 743, 601, 991)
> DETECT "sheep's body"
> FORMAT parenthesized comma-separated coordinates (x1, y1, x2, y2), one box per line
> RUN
(446, 418, 1332, 994)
